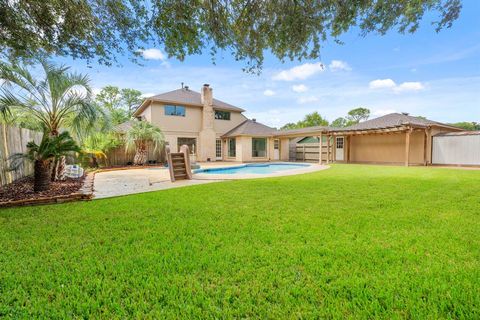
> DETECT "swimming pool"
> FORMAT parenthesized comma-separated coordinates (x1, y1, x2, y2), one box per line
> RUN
(194, 163, 310, 174)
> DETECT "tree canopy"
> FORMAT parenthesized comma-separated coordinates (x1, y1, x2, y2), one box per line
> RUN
(449, 122, 480, 131)
(0, 0, 462, 71)
(95, 86, 143, 125)
(281, 107, 372, 130)
(281, 111, 329, 130)
(347, 107, 370, 124)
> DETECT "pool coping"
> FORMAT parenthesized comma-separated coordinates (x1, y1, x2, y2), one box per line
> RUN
(192, 163, 329, 180)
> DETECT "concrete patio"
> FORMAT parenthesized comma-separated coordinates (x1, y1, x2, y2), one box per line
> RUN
(93, 162, 240, 199)
(93, 162, 328, 199)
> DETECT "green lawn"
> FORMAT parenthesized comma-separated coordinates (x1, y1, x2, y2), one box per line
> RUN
(1, 165, 479, 318)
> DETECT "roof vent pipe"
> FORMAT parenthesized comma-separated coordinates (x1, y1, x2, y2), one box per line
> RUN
(252, 118, 256, 122)
(402, 112, 409, 116)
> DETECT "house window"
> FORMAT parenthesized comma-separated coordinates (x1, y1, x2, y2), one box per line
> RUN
(252, 138, 267, 157)
(177, 137, 196, 154)
(228, 138, 236, 157)
(215, 110, 231, 120)
(165, 105, 186, 117)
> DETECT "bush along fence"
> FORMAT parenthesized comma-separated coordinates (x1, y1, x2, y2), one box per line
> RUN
(0, 124, 43, 186)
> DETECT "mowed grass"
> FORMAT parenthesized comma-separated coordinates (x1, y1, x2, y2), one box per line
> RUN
(1, 165, 479, 319)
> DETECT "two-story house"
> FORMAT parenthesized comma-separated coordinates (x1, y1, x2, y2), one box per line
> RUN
(133, 84, 282, 162)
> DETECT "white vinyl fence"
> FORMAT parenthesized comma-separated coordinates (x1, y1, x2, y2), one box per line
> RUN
(432, 133, 480, 166)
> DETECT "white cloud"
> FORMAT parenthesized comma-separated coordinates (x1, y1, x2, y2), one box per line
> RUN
(263, 89, 276, 96)
(141, 92, 156, 98)
(370, 79, 425, 93)
(297, 96, 318, 104)
(395, 82, 425, 92)
(369, 79, 397, 89)
(329, 60, 352, 72)
(141, 48, 166, 60)
(373, 109, 398, 116)
(292, 84, 309, 93)
(272, 62, 324, 81)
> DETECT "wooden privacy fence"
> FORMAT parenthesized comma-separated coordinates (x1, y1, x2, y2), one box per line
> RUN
(105, 142, 166, 166)
(0, 124, 43, 186)
(295, 143, 333, 162)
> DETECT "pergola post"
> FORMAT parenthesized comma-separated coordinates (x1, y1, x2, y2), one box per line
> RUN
(423, 129, 428, 166)
(326, 134, 330, 164)
(347, 135, 351, 163)
(318, 133, 323, 164)
(405, 128, 412, 167)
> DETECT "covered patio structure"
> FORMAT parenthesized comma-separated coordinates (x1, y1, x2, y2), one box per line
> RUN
(274, 113, 462, 166)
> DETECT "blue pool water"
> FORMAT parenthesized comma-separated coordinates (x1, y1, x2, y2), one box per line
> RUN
(194, 163, 309, 174)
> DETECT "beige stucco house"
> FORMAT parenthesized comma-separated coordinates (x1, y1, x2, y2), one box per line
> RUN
(133, 84, 282, 162)
(132, 85, 463, 166)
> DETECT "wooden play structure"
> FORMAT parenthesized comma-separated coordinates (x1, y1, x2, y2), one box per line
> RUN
(166, 145, 193, 182)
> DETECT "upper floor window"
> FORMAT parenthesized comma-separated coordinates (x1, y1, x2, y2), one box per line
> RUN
(165, 105, 186, 117)
(215, 110, 231, 120)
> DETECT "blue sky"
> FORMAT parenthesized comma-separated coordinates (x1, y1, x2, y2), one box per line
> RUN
(57, 1, 479, 128)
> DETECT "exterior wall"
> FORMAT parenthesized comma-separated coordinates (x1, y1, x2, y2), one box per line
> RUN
(148, 102, 203, 133)
(280, 138, 290, 161)
(349, 131, 426, 165)
(142, 101, 246, 161)
(138, 104, 152, 122)
(144, 102, 245, 136)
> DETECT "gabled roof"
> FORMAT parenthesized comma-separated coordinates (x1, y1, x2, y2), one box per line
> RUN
(339, 113, 460, 131)
(134, 88, 245, 116)
(222, 119, 277, 138)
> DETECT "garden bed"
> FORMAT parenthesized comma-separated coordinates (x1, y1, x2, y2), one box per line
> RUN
(0, 174, 94, 208)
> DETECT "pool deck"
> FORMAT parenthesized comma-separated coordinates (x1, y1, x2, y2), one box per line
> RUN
(93, 162, 328, 199)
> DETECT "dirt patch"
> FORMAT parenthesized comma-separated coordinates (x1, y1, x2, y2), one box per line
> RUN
(0, 175, 85, 203)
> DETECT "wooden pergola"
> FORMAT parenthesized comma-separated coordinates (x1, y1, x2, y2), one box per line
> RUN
(327, 124, 431, 166)
(275, 124, 432, 166)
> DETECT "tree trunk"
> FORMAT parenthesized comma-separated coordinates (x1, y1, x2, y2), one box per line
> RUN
(134, 148, 147, 165)
(51, 156, 66, 181)
(90, 155, 99, 168)
(34, 160, 52, 192)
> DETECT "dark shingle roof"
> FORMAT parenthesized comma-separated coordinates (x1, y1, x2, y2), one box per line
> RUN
(222, 120, 277, 137)
(340, 113, 455, 131)
(136, 88, 244, 115)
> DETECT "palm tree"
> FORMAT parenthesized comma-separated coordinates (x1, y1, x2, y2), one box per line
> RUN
(82, 132, 121, 167)
(9, 132, 81, 192)
(0, 58, 98, 179)
(125, 120, 165, 165)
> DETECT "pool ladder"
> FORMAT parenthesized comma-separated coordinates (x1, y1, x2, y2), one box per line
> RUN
(166, 145, 193, 182)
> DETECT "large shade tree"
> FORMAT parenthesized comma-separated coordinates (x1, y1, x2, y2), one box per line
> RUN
(0, 0, 462, 72)
(0, 58, 98, 179)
